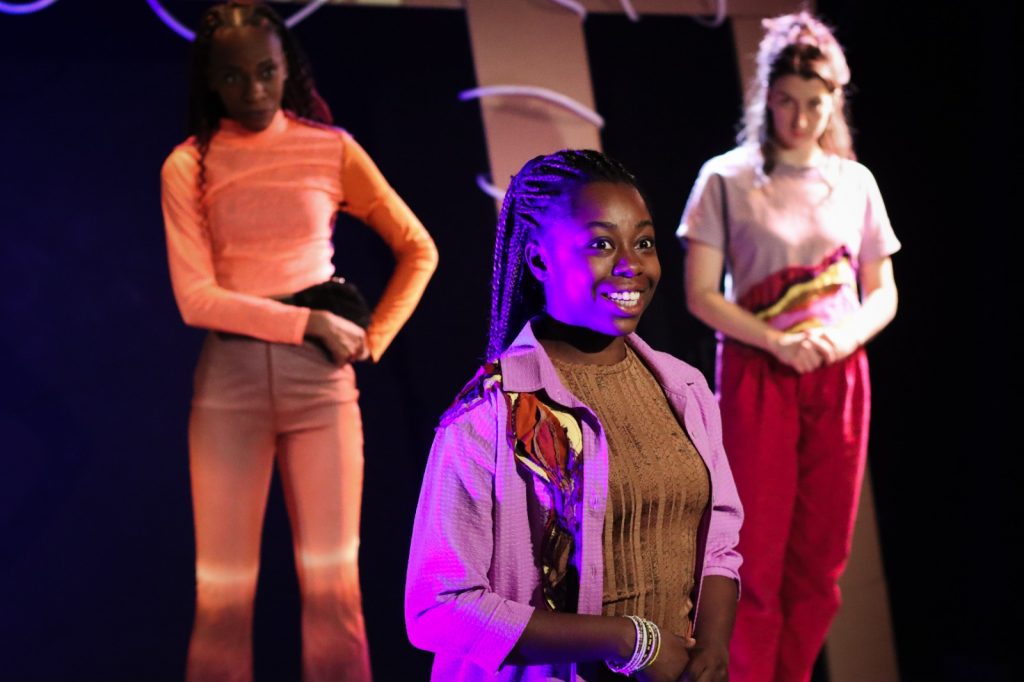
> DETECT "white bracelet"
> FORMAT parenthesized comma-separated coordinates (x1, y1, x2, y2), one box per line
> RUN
(642, 619, 661, 671)
(606, 615, 661, 675)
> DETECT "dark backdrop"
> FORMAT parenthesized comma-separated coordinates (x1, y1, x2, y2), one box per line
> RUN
(0, 2, 1013, 681)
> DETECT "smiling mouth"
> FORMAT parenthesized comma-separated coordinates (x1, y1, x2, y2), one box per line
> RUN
(602, 290, 642, 311)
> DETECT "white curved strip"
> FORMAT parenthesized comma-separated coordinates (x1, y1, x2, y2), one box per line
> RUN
(619, 0, 639, 22)
(145, 0, 195, 41)
(475, 174, 507, 202)
(0, 0, 59, 14)
(459, 85, 605, 128)
(285, 0, 330, 28)
(693, 0, 727, 27)
(547, 0, 586, 20)
(195, 563, 260, 586)
(298, 541, 359, 569)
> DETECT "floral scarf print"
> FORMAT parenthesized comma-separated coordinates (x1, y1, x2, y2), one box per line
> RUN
(441, 361, 584, 612)
(505, 389, 584, 612)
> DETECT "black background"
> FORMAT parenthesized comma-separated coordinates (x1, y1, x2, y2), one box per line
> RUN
(0, 1, 1013, 680)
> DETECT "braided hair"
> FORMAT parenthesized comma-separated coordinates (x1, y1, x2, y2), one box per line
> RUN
(186, 1, 332, 200)
(740, 11, 855, 175)
(486, 149, 645, 359)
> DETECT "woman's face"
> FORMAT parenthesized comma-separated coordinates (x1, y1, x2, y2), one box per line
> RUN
(208, 25, 288, 131)
(527, 181, 660, 337)
(767, 74, 834, 153)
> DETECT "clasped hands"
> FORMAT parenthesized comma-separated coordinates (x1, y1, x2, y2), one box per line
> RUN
(771, 324, 862, 373)
(635, 632, 729, 682)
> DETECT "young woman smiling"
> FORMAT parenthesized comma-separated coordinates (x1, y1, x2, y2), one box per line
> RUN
(406, 150, 743, 682)
(677, 12, 900, 682)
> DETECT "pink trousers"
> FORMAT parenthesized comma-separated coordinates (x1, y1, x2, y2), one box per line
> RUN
(185, 333, 371, 682)
(720, 341, 870, 682)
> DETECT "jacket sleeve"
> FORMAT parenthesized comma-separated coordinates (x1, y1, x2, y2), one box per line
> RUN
(338, 133, 438, 361)
(160, 147, 309, 343)
(694, 375, 744, 591)
(405, 395, 534, 674)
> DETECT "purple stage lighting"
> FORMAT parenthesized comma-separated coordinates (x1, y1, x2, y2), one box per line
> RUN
(145, 0, 195, 41)
(0, 0, 60, 15)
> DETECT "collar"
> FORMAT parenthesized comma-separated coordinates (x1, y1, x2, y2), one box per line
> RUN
(499, 320, 700, 407)
(217, 109, 289, 143)
(772, 151, 844, 188)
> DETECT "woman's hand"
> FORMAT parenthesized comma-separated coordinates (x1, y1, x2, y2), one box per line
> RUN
(304, 309, 369, 365)
(682, 638, 729, 681)
(634, 631, 695, 682)
(805, 325, 861, 365)
(770, 332, 823, 373)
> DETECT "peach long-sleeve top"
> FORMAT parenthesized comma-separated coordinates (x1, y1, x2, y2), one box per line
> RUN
(160, 110, 438, 361)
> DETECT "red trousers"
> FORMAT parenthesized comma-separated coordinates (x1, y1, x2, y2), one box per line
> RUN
(186, 334, 371, 682)
(720, 341, 870, 682)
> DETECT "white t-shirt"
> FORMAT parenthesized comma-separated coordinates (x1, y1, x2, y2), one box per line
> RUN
(677, 146, 901, 303)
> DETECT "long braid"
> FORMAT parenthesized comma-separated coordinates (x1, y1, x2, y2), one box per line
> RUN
(485, 149, 643, 359)
(487, 181, 518, 359)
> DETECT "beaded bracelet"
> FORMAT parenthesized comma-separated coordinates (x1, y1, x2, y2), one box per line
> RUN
(606, 615, 661, 676)
(643, 618, 660, 671)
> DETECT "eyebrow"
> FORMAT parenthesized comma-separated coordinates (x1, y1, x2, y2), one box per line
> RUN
(586, 220, 654, 229)
(214, 59, 278, 71)
(774, 89, 824, 100)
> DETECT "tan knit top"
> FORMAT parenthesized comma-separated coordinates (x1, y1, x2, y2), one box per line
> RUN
(552, 347, 710, 638)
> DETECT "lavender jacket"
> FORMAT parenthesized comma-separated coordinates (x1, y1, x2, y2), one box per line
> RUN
(405, 323, 743, 681)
